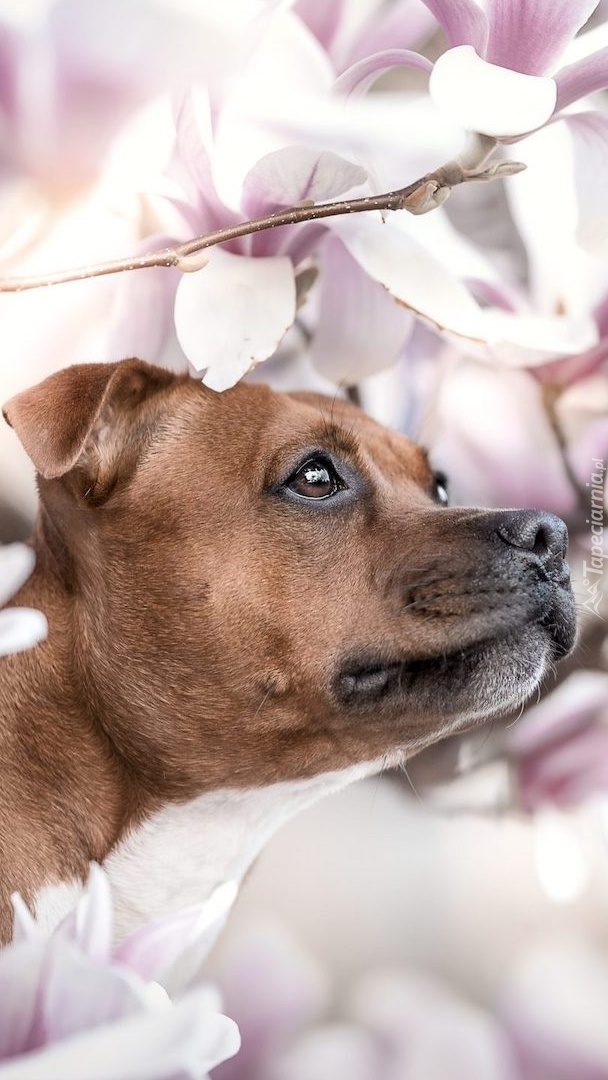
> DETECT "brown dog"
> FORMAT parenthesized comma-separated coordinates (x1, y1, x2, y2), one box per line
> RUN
(0, 358, 576, 943)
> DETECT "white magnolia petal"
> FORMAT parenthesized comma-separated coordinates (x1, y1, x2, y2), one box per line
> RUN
(329, 215, 486, 342)
(429, 45, 557, 137)
(0, 942, 46, 1058)
(0, 543, 35, 607)
(481, 308, 599, 364)
(11, 894, 42, 945)
(0, 609, 48, 658)
(174, 251, 296, 391)
(504, 122, 608, 320)
(0, 990, 240, 1080)
(311, 236, 414, 383)
(115, 881, 238, 992)
(565, 111, 608, 256)
(42, 942, 153, 1043)
(55, 865, 112, 961)
(212, 11, 333, 208)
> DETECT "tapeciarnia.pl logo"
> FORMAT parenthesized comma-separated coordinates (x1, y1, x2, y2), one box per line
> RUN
(582, 458, 606, 619)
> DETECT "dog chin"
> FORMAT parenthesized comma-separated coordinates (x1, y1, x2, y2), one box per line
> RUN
(335, 623, 569, 730)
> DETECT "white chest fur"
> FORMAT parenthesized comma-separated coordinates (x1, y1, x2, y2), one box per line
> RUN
(104, 760, 384, 942)
(31, 757, 385, 944)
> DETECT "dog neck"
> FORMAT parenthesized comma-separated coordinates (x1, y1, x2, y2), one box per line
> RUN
(33, 760, 388, 943)
(1, 533, 394, 942)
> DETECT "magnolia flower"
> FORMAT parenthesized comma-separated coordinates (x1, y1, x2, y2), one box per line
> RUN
(0, 0, 259, 194)
(0, 543, 47, 657)
(507, 672, 608, 811)
(0, 864, 240, 1080)
(108, 12, 370, 390)
(333, 0, 607, 139)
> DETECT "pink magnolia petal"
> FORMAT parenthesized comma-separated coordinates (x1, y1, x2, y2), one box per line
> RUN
(311, 236, 414, 383)
(54, 864, 112, 961)
(486, 0, 601, 76)
(108, 236, 182, 364)
(0, 989, 240, 1080)
(215, 924, 328, 1080)
(419, 0, 489, 52)
(517, 727, 608, 809)
(115, 881, 237, 988)
(343, 0, 438, 66)
(293, 0, 348, 54)
(41, 941, 154, 1044)
(429, 45, 557, 138)
(508, 673, 608, 757)
(594, 289, 608, 336)
(11, 894, 42, 944)
(241, 146, 367, 219)
(556, 45, 608, 111)
(174, 251, 296, 391)
(0, 942, 46, 1057)
(328, 215, 486, 342)
(172, 90, 231, 229)
(564, 111, 608, 255)
(334, 49, 432, 96)
(0, 609, 48, 658)
(429, 360, 577, 513)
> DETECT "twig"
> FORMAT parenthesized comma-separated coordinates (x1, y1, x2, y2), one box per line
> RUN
(0, 150, 525, 294)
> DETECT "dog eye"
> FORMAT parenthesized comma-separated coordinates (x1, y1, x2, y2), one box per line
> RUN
(433, 471, 449, 506)
(286, 457, 343, 500)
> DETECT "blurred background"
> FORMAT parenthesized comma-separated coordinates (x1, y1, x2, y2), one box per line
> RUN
(0, 1, 607, 1076)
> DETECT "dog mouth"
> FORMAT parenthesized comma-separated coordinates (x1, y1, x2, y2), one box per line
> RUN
(335, 587, 577, 716)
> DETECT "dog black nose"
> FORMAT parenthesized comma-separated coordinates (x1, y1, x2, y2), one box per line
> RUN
(496, 510, 568, 566)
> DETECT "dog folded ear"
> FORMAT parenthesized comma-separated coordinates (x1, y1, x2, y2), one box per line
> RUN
(2, 359, 177, 495)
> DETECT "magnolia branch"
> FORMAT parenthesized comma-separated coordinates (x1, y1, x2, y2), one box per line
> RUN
(0, 147, 525, 293)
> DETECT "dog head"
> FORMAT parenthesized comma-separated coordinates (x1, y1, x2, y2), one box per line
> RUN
(3, 359, 576, 794)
